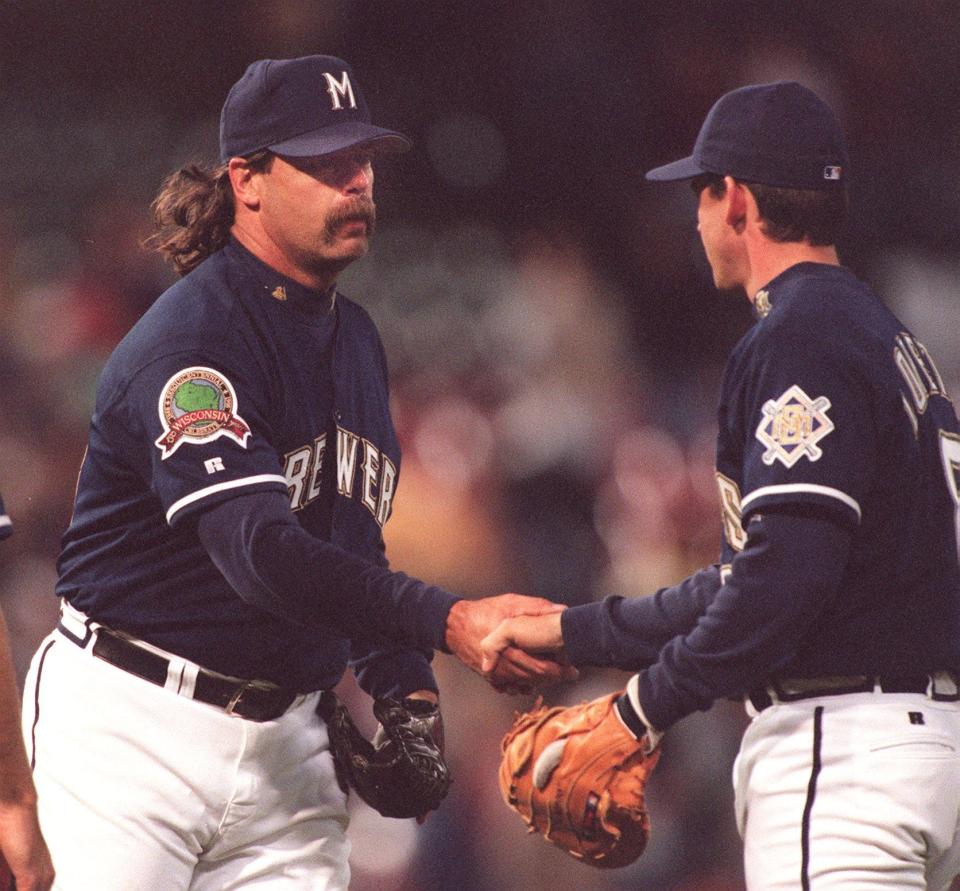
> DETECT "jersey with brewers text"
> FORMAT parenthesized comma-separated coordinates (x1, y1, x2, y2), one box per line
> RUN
(57, 238, 415, 690)
(715, 262, 960, 677)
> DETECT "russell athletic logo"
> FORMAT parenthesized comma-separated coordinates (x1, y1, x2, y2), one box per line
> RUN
(155, 367, 251, 459)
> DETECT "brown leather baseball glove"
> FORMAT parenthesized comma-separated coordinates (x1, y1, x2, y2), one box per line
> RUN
(498, 690, 660, 868)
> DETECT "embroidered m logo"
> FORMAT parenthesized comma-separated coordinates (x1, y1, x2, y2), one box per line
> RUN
(755, 384, 834, 468)
(322, 71, 357, 111)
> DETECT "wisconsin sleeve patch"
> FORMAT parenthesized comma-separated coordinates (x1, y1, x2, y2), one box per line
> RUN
(155, 367, 251, 459)
(755, 384, 834, 468)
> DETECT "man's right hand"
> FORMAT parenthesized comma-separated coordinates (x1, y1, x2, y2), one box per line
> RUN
(444, 594, 578, 692)
(0, 796, 55, 891)
(479, 612, 565, 676)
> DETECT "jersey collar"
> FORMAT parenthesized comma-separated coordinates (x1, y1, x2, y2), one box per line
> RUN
(753, 261, 852, 321)
(225, 237, 337, 319)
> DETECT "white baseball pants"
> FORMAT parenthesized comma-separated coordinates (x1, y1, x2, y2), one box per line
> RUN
(734, 691, 960, 890)
(22, 627, 350, 890)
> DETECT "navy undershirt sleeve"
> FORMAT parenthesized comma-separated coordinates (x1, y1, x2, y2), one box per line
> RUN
(561, 565, 724, 669)
(196, 490, 460, 652)
(349, 640, 439, 699)
(638, 509, 852, 731)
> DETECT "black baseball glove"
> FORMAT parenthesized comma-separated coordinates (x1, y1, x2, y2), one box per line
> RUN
(320, 694, 450, 819)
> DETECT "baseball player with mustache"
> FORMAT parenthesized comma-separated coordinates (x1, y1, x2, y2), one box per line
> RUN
(22, 56, 568, 890)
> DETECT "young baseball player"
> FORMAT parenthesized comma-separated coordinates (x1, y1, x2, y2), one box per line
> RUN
(483, 82, 960, 889)
(21, 56, 569, 890)
(0, 495, 54, 891)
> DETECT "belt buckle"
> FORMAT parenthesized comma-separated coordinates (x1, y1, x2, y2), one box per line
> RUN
(223, 678, 284, 718)
(224, 681, 256, 717)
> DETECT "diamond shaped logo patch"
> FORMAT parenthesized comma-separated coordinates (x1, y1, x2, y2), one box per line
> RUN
(756, 385, 834, 468)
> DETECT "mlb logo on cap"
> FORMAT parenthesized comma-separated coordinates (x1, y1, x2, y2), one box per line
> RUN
(645, 81, 850, 191)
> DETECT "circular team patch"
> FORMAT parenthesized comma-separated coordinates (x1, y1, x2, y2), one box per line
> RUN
(155, 367, 251, 459)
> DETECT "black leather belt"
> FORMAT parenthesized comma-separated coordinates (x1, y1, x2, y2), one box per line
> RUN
(70, 623, 303, 722)
(748, 673, 959, 713)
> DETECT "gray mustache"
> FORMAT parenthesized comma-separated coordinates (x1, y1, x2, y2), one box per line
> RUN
(326, 200, 376, 233)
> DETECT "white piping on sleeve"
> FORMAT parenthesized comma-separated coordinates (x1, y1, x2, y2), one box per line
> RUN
(741, 483, 861, 521)
(166, 474, 288, 524)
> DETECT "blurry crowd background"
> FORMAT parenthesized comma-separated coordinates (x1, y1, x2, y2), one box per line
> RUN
(2, 2, 959, 889)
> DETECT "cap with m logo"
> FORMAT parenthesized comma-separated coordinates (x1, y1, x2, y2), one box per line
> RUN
(219, 55, 411, 162)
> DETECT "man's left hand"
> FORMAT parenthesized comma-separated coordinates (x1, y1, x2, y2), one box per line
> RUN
(323, 692, 450, 820)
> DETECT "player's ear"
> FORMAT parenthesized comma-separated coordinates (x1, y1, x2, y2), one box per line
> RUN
(723, 177, 748, 234)
(228, 157, 262, 210)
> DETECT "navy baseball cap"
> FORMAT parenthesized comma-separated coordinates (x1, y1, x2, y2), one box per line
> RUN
(219, 55, 411, 162)
(645, 81, 849, 190)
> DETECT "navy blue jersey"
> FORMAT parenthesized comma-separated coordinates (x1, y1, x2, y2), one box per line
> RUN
(712, 262, 960, 676)
(57, 238, 441, 691)
(0, 493, 10, 541)
(564, 262, 960, 728)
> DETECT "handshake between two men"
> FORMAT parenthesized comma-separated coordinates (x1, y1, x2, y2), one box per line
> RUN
(313, 595, 577, 833)
(444, 594, 571, 692)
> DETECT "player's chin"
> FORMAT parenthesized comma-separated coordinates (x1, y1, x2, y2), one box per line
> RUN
(711, 267, 740, 293)
(322, 234, 370, 261)
(311, 240, 369, 274)
(340, 238, 371, 262)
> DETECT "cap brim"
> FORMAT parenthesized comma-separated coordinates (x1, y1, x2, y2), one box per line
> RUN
(269, 121, 412, 158)
(644, 155, 705, 182)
